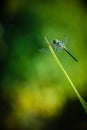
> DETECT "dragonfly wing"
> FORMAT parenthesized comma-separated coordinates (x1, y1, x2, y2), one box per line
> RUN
(39, 48, 49, 53)
(63, 33, 68, 44)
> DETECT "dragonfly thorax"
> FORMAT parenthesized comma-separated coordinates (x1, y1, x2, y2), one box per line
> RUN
(58, 41, 64, 47)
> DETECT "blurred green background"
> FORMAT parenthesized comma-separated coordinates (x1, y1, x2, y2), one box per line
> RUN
(0, 0, 87, 129)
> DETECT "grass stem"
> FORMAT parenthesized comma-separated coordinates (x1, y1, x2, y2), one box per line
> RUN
(44, 36, 87, 114)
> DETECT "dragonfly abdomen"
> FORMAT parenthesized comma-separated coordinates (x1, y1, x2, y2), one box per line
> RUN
(63, 47, 78, 62)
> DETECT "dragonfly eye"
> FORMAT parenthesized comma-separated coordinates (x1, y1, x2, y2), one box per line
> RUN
(53, 39, 58, 44)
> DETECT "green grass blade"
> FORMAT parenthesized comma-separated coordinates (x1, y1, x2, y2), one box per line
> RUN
(44, 36, 87, 114)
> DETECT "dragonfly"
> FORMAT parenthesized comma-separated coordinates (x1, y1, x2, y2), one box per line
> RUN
(39, 35, 78, 62)
(53, 39, 78, 62)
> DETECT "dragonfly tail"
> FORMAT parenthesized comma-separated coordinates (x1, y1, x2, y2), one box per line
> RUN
(63, 47, 78, 62)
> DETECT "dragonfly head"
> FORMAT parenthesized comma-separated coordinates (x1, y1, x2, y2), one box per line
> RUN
(53, 39, 65, 49)
(53, 39, 58, 45)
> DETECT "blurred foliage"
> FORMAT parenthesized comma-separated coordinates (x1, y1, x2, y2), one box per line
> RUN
(0, 0, 87, 129)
